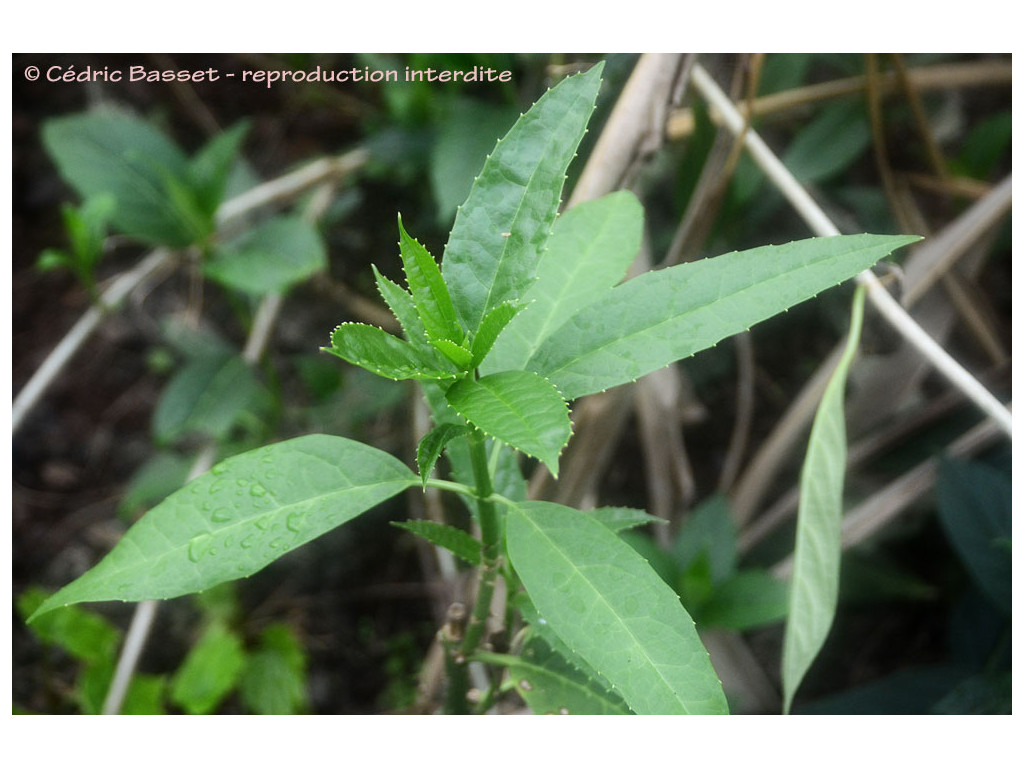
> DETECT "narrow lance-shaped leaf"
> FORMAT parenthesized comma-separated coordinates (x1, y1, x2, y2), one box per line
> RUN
(506, 501, 729, 714)
(484, 190, 644, 374)
(442, 63, 604, 334)
(470, 300, 523, 369)
(528, 234, 920, 400)
(445, 371, 571, 478)
(29, 435, 419, 621)
(372, 265, 429, 349)
(781, 285, 866, 714)
(397, 215, 463, 344)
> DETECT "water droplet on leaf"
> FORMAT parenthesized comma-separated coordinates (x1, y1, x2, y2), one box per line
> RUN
(188, 533, 213, 563)
(211, 507, 232, 523)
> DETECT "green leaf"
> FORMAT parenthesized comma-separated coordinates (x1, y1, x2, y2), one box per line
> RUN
(117, 451, 193, 520)
(781, 284, 866, 714)
(430, 97, 520, 223)
(239, 623, 309, 715)
(372, 265, 429, 349)
(429, 337, 475, 370)
(484, 190, 643, 373)
(515, 592, 616, 693)
(28, 435, 419, 620)
(442, 63, 604, 333)
(120, 674, 168, 715)
(782, 99, 872, 184)
(936, 459, 1011, 614)
(17, 587, 120, 664)
(187, 121, 249, 219)
(42, 110, 198, 247)
(205, 216, 326, 297)
(62, 194, 116, 272)
(506, 501, 728, 714)
(325, 323, 457, 381)
(477, 635, 632, 715)
(160, 168, 214, 243)
(152, 352, 265, 445)
(586, 506, 665, 533)
(36, 248, 72, 273)
(529, 234, 919, 400)
(671, 493, 737, 585)
(392, 519, 481, 566)
(470, 301, 523, 369)
(170, 621, 246, 714)
(930, 671, 1012, 715)
(699, 570, 790, 630)
(444, 371, 571, 477)
(416, 422, 472, 484)
(397, 215, 463, 344)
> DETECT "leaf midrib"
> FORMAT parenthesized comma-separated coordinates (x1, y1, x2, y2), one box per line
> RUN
(532, 244, 875, 390)
(473, 85, 595, 330)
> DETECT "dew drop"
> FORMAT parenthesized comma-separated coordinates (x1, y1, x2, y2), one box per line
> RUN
(269, 537, 285, 550)
(250, 483, 267, 498)
(254, 517, 271, 531)
(211, 507, 233, 523)
(240, 535, 255, 549)
(211, 464, 227, 476)
(188, 533, 213, 563)
(285, 511, 304, 533)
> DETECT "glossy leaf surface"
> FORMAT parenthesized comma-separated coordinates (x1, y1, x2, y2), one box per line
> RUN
(29, 435, 419, 620)
(506, 501, 728, 714)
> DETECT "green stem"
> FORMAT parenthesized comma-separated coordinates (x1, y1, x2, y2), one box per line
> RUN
(461, 428, 501, 658)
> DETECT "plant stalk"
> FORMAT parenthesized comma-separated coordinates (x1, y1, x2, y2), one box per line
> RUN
(461, 429, 501, 657)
